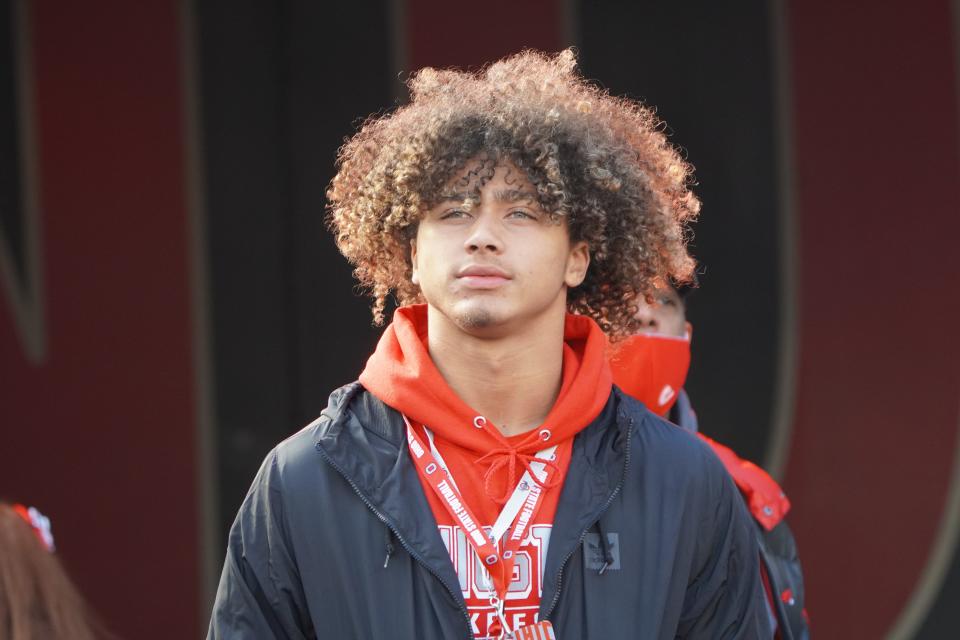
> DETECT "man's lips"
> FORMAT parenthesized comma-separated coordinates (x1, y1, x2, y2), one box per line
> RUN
(456, 265, 511, 289)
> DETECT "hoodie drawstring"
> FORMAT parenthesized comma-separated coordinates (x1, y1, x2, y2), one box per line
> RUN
(383, 525, 395, 569)
(594, 519, 613, 576)
(474, 446, 562, 504)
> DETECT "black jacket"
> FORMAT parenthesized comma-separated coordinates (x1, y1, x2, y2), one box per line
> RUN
(208, 383, 768, 639)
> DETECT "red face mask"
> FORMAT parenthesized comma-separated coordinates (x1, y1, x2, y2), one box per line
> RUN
(608, 332, 691, 416)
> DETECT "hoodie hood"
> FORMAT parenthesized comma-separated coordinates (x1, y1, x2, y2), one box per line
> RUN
(359, 304, 613, 455)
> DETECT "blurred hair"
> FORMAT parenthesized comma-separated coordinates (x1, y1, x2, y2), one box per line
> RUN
(0, 503, 102, 640)
(327, 49, 699, 339)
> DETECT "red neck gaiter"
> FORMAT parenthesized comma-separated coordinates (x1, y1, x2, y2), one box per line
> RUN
(608, 332, 691, 416)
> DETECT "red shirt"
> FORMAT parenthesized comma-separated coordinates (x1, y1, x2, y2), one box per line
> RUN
(411, 422, 573, 639)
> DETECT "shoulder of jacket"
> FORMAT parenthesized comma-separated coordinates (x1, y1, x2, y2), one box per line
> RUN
(279, 382, 405, 460)
(614, 389, 727, 490)
(268, 382, 383, 469)
(696, 434, 791, 530)
(616, 390, 709, 452)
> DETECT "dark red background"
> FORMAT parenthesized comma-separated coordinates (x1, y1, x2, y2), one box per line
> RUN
(0, 2, 199, 637)
(786, 1, 960, 636)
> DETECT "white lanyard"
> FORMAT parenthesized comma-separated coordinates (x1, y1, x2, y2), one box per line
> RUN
(423, 426, 557, 544)
(409, 419, 558, 639)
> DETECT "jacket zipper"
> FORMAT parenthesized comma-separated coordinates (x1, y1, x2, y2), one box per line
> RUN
(314, 444, 476, 640)
(543, 416, 634, 621)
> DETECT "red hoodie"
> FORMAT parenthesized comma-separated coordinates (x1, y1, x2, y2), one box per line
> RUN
(360, 304, 611, 638)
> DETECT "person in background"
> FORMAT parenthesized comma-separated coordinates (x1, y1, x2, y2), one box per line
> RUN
(0, 501, 105, 640)
(609, 280, 810, 640)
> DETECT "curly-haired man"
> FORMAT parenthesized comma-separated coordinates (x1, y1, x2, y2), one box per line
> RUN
(208, 50, 767, 639)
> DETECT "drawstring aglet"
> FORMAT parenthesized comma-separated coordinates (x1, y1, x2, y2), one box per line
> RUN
(383, 526, 395, 569)
(594, 520, 614, 576)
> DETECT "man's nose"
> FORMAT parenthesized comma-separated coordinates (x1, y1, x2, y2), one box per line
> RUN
(463, 210, 502, 253)
(635, 303, 659, 330)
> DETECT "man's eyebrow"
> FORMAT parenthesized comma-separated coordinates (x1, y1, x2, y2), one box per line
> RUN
(433, 189, 540, 205)
(436, 192, 471, 203)
(493, 188, 538, 204)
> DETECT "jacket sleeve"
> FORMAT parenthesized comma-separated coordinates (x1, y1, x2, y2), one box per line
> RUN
(676, 450, 770, 640)
(207, 450, 314, 640)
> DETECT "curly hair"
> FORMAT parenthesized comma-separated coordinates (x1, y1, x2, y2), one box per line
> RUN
(326, 49, 699, 339)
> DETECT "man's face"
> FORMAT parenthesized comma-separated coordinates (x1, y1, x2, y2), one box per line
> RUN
(634, 285, 690, 338)
(411, 160, 589, 337)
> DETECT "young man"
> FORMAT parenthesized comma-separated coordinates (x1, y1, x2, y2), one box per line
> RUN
(609, 282, 809, 639)
(208, 50, 767, 639)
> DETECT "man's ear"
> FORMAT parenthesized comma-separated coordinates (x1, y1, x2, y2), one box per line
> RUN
(564, 241, 590, 288)
(685, 321, 693, 341)
(410, 238, 420, 285)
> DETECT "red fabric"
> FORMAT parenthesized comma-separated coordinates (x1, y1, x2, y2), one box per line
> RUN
(608, 332, 691, 417)
(360, 304, 612, 458)
(411, 423, 571, 637)
(409, 419, 574, 529)
(360, 304, 612, 638)
(360, 303, 611, 507)
(698, 434, 791, 531)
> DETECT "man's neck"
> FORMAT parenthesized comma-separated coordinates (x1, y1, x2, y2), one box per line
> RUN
(426, 306, 566, 437)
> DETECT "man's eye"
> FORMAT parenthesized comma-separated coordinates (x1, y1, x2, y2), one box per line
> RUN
(508, 209, 536, 220)
(440, 209, 469, 219)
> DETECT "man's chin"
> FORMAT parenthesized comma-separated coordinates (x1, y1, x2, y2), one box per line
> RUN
(458, 311, 497, 331)
(448, 301, 510, 335)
